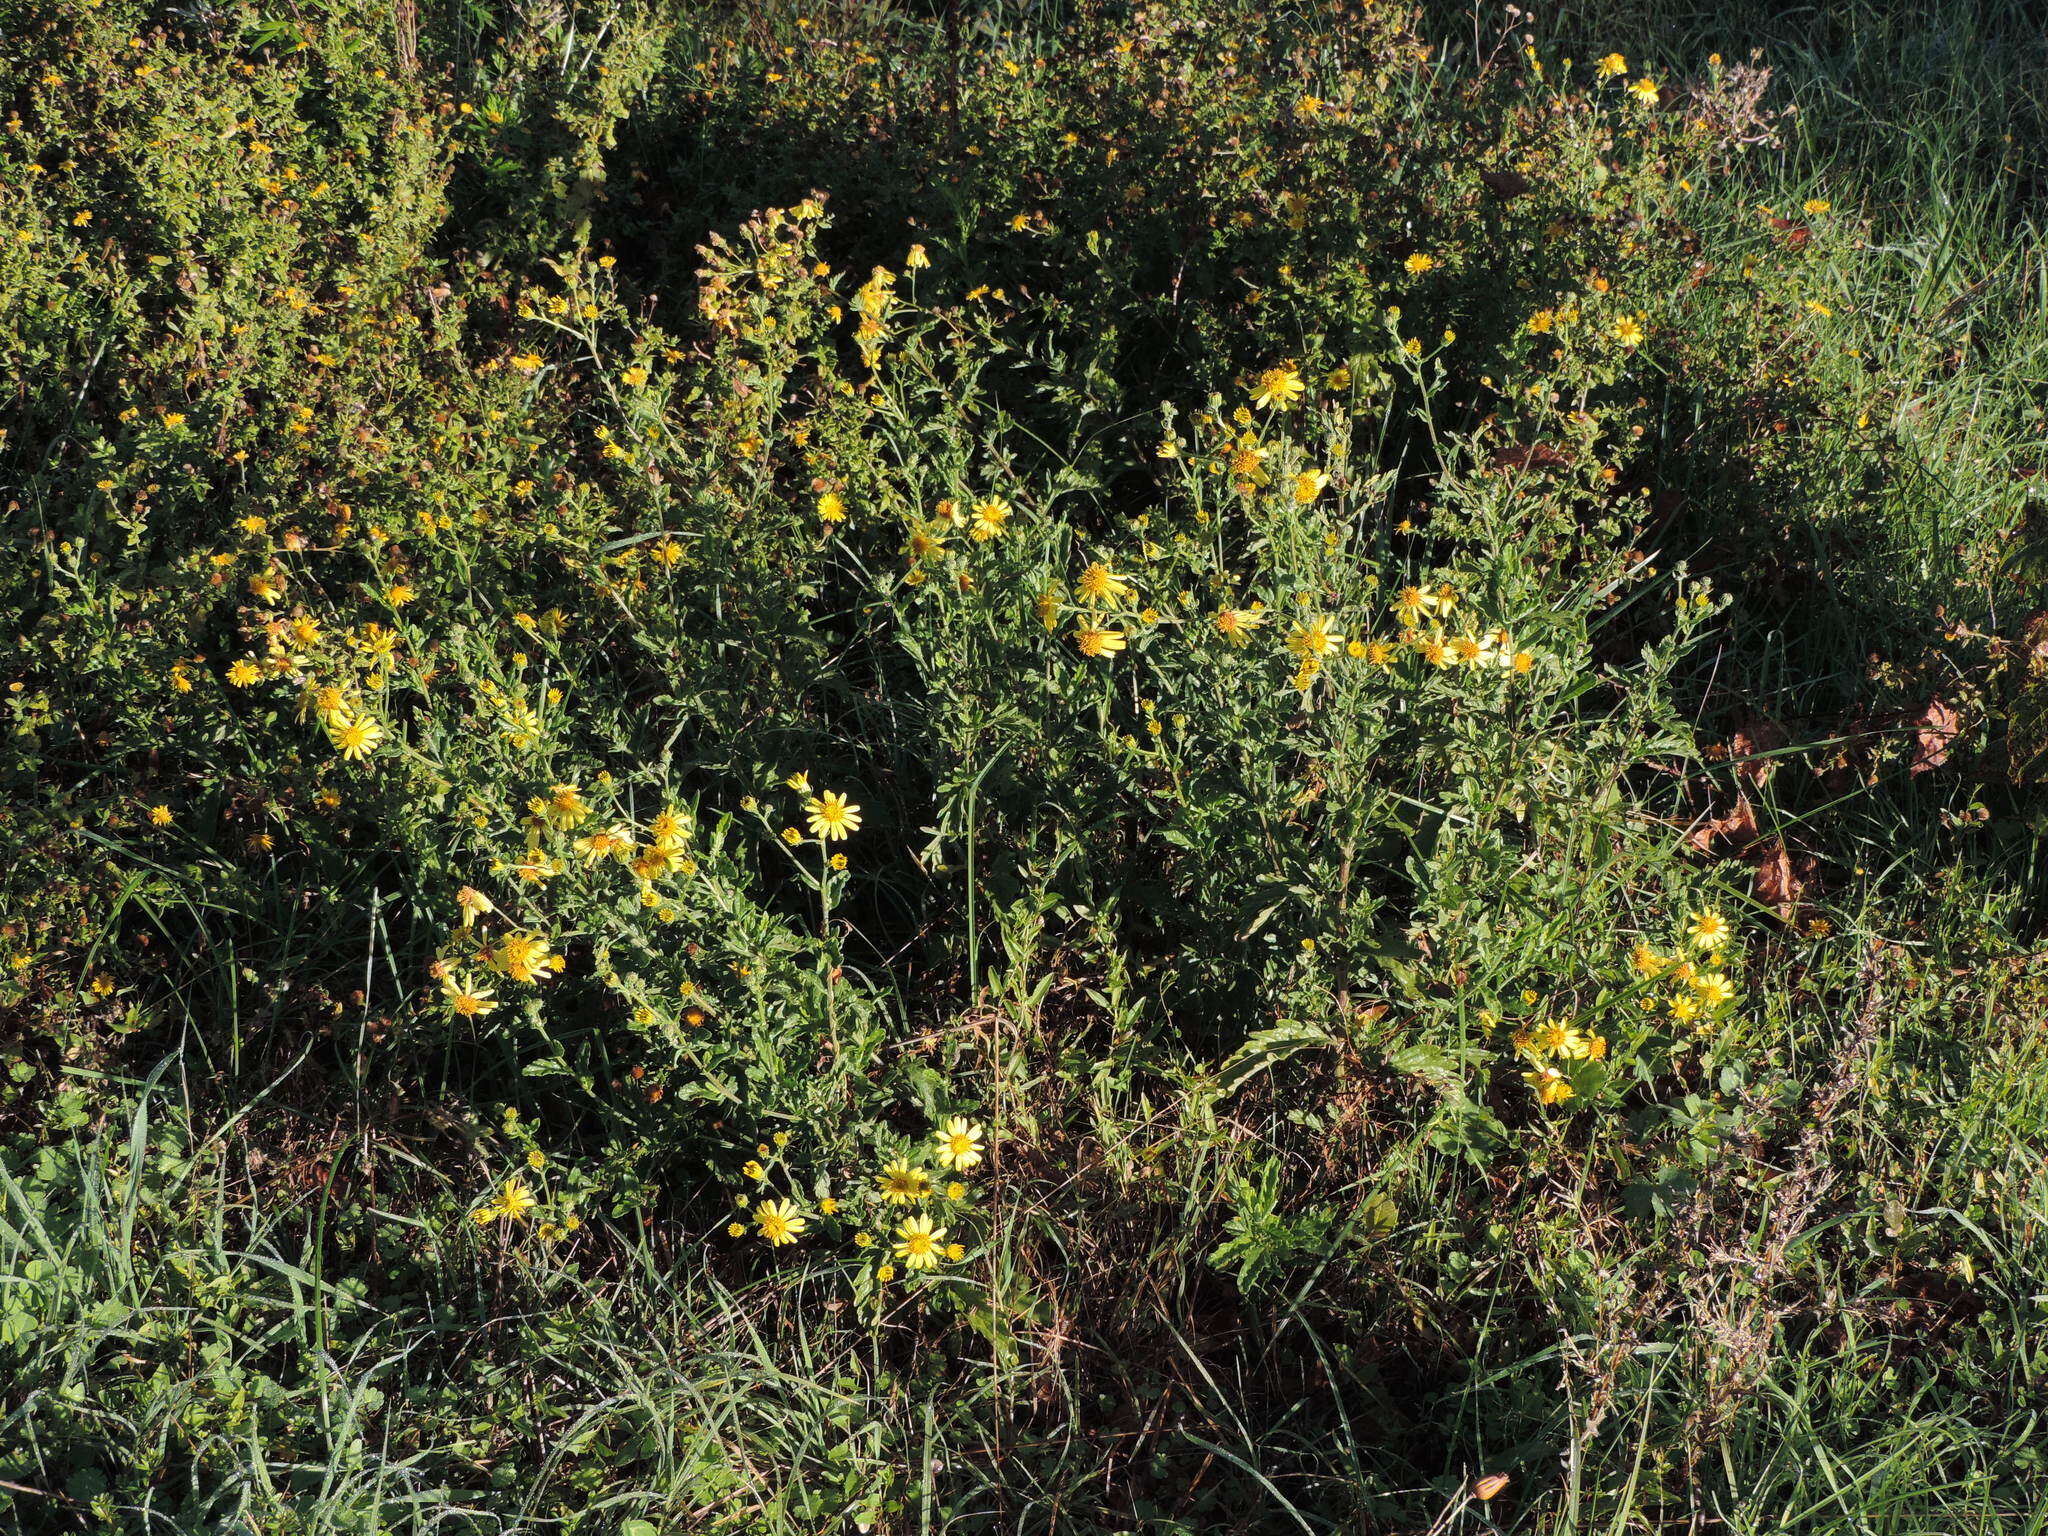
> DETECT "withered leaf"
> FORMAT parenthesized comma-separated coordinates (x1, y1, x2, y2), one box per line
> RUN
(1730, 715, 1788, 786)
(1908, 697, 1959, 774)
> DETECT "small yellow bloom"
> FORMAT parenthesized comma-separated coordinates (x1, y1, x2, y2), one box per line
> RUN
(892, 1214, 947, 1271)
(805, 791, 862, 841)
(1073, 624, 1126, 658)
(933, 1116, 985, 1172)
(492, 1178, 537, 1223)
(1250, 365, 1306, 410)
(877, 1158, 932, 1204)
(327, 712, 385, 761)
(1688, 910, 1730, 950)
(1287, 616, 1343, 659)
(752, 1198, 807, 1246)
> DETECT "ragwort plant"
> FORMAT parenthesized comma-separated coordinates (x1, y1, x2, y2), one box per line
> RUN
(3, 0, 2045, 1530)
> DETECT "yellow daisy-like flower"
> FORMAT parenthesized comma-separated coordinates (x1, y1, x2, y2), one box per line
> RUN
(893, 1214, 947, 1271)
(752, 1198, 807, 1247)
(1392, 585, 1439, 626)
(1214, 605, 1269, 647)
(1688, 910, 1730, 950)
(877, 1158, 932, 1204)
(327, 712, 384, 761)
(1669, 992, 1700, 1022)
(1075, 562, 1136, 605)
(1292, 470, 1329, 504)
(226, 659, 264, 688)
(1629, 943, 1666, 977)
(1693, 972, 1735, 1009)
(1073, 624, 1126, 658)
(491, 931, 555, 984)
(148, 804, 173, 826)
(1596, 52, 1627, 78)
(805, 790, 862, 841)
(1250, 364, 1306, 410)
(1404, 252, 1436, 275)
(456, 886, 496, 927)
(441, 972, 497, 1017)
(1287, 617, 1344, 658)
(534, 783, 591, 831)
(1612, 316, 1645, 348)
(492, 1178, 537, 1223)
(1628, 76, 1659, 104)
(933, 1116, 985, 1172)
(971, 498, 1012, 540)
(1524, 1066, 1573, 1106)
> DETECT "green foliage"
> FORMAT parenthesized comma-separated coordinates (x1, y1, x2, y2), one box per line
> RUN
(2, 0, 2044, 1531)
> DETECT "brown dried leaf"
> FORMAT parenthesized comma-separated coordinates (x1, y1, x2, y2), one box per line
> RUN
(1908, 697, 1959, 774)
(1730, 715, 1788, 786)
(1479, 169, 1530, 200)
(1750, 839, 1802, 920)
(1687, 793, 1761, 855)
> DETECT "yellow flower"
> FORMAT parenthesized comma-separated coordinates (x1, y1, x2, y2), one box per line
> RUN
(456, 886, 496, 927)
(534, 783, 591, 830)
(1292, 470, 1329, 504)
(1073, 624, 1126, 658)
(1688, 910, 1730, 950)
(1628, 76, 1659, 104)
(226, 659, 263, 688)
(1404, 252, 1437, 275)
(805, 790, 862, 841)
(148, 805, 173, 826)
(1612, 316, 1645, 348)
(819, 1196, 839, 1215)
(492, 1178, 537, 1223)
(753, 1198, 807, 1246)
(971, 498, 1012, 540)
(893, 1214, 946, 1271)
(1802, 198, 1831, 216)
(1596, 52, 1626, 77)
(817, 491, 846, 522)
(1669, 992, 1699, 1022)
(1694, 972, 1735, 1008)
(933, 1116, 985, 1172)
(1629, 943, 1666, 977)
(1524, 1066, 1574, 1105)
(877, 1158, 932, 1204)
(875, 1263, 896, 1282)
(1214, 605, 1268, 646)
(441, 972, 498, 1017)
(1075, 562, 1136, 605)
(1392, 585, 1442, 626)
(491, 932, 556, 984)
(573, 824, 636, 865)
(1287, 616, 1343, 659)
(327, 712, 385, 761)
(1250, 365, 1306, 410)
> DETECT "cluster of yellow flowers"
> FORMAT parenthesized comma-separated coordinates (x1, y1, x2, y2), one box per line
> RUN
(1511, 907, 1739, 1108)
(1630, 909, 1738, 1027)
(728, 1117, 987, 1284)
